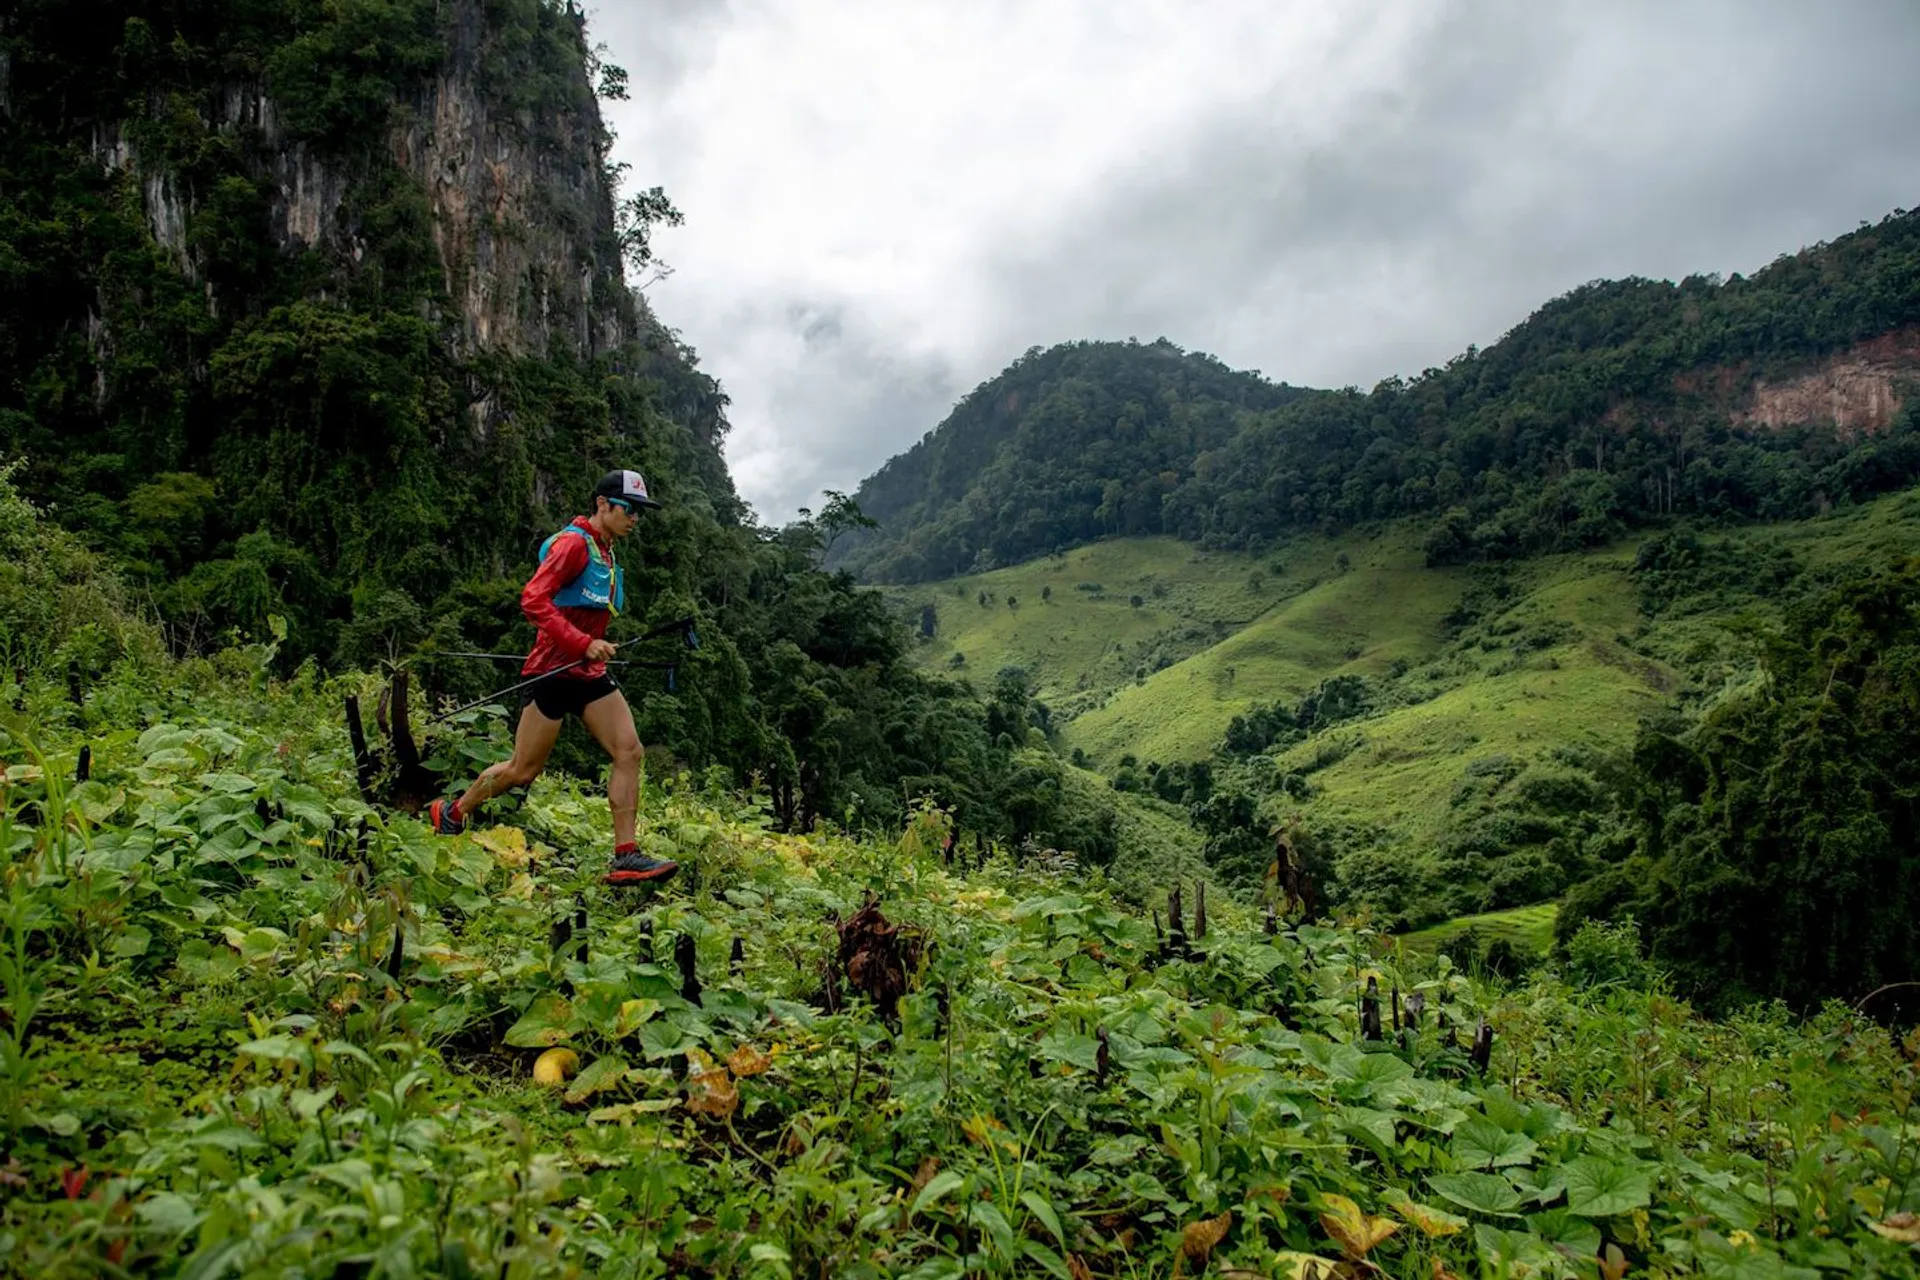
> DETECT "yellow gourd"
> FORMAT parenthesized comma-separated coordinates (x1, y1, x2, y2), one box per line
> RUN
(532, 1047, 579, 1085)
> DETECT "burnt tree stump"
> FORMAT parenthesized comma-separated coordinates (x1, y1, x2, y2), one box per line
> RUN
(344, 669, 447, 813)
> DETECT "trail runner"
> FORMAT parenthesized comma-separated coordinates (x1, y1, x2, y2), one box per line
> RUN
(427, 469, 680, 885)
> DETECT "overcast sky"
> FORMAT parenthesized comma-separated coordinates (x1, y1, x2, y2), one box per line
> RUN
(594, 0, 1920, 524)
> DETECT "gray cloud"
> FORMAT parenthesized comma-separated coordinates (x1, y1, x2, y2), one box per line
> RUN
(594, 1, 1920, 522)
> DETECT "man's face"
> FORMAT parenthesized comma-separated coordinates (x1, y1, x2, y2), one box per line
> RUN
(601, 498, 642, 537)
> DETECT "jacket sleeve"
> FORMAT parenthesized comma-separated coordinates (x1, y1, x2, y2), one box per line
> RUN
(521, 534, 594, 662)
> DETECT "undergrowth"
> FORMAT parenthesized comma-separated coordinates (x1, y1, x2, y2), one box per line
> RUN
(0, 665, 1916, 1277)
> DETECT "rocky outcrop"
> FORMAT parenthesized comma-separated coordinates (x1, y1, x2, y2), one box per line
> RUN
(1735, 327, 1919, 440)
(1613, 328, 1918, 442)
(93, 0, 630, 362)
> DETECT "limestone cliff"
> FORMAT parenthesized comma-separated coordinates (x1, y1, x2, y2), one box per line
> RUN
(90, 0, 632, 365)
(1, 0, 740, 645)
(1735, 327, 1918, 439)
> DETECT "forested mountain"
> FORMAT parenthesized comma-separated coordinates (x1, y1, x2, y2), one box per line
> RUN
(0, 0, 1123, 857)
(843, 211, 1920, 582)
(830, 339, 1314, 580)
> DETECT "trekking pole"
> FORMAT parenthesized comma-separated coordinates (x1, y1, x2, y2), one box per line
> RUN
(422, 658, 588, 727)
(421, 619, 700, 727)
(426, 619, 697, 667)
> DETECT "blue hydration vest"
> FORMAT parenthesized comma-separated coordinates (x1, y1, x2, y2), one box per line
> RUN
(539, 526, 623, 614)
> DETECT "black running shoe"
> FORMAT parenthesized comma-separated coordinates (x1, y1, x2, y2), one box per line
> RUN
(605, 851, 679, 886)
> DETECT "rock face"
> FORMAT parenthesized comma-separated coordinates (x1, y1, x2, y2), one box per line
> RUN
(1736, 327, 1919, 440)
(94, 0, 632, 362)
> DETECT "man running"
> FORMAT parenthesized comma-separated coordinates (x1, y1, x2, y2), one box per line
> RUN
(428, 469, 680, 885)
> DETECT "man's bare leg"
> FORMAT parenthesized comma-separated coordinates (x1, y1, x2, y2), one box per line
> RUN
(580, 690, 643, 848)
(456, 702, 564, 819)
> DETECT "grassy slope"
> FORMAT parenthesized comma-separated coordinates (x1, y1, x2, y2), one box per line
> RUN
(1399, 903, 1561, 956)
(894, 538, 1267, 711)
(1269, 546, 1669, 851)
(898, 489, 1920, 932)
(1065, 529, 1464, 765)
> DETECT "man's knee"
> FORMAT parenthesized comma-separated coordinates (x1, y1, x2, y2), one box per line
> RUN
(609, 737, 643, 771)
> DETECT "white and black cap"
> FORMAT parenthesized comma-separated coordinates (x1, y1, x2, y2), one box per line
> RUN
(592, 469, 662, 510)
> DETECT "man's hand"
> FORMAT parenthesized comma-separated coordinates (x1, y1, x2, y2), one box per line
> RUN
(586, 639, 618, 662)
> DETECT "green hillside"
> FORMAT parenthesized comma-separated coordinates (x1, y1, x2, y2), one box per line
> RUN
(1399, 904, 1561, 959)
(900, 488, 1920, 940)
(845, 214, 1920, 586)
(1063, 530, 1467, 765)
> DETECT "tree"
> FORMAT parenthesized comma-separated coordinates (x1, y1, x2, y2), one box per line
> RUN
(918, 603, 937, 639)
(616, 185, 684, 286)
(816, 491, 879, 558)
(1566, 562, 1920, 1010)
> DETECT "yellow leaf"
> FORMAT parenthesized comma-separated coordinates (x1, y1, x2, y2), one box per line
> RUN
(1272, 1253, 1344, 1279)
(1386, 1193, 1465, 1238)
(726, 1043, 774, 1078)
(473, 825, 532, 867)
(503, 872, 536, 900)
(1181, 1211, 1232, 1264)
(531, 1047, 578, 1085)
(684, 1048, 739, 1121)
(1318, 1192, 1398, 1260)
(588, 1098, 679, 1124)
(613, 999, 662, 1038)
(961, 1113, 1010, 1150)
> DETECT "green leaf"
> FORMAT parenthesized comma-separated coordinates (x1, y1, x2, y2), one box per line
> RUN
(1037, 1029, 1102, 1071)
(565, 1054, 629, 1105)
(223, 926, 286, 963)
(504, 994, 575, 1048)
(1452, 1117, 1540, 1169)
(972, 1199, 1016, 1261)
(1507, 1166, 1568, 1206)
(910, 1170, 967, 1219)
(638, 1017, 697, 1060)
(68, 781, 126, 824)
(188, 1124, 265, 1151)
(1687, 1231, 1822, 1279)
(238, 1035, 313, 1070)
(1343, 1106, 1400, 1153)
(1020, 1239, 1073, 1279)
(1019, 1189, 1066, 1250)
(1349, 1052, 1415, 1088)
(137, 1192, 201, 1235)
(1427, 1172, 1524, 1217)
(588, 1098, 678, 1123)
(33, 1112, 81, 1137)
(1562, 1155, 1653, 1217)
(290, 1087, 337, 1119)
(1088, 1135, 1150, 1166)
(111, 925, 152, 959)
(1526, 1208, 1601, 1257)
(1472, 1223, 1568, 1273)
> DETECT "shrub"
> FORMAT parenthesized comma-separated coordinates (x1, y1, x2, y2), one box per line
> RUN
(1562, 916, 1658, 991)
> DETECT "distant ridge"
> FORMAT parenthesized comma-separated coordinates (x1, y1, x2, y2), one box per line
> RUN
(839, 208, 1920, 583)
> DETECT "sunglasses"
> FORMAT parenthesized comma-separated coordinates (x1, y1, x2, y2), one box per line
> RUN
(607, 498, 638, 515)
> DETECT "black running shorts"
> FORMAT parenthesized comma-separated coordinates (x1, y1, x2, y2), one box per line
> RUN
(522, 673, 621, 721)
